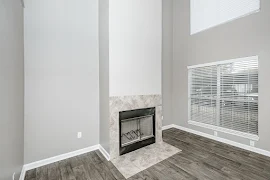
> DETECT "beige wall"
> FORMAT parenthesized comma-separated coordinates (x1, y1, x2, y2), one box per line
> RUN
(172, 0, 270, 151)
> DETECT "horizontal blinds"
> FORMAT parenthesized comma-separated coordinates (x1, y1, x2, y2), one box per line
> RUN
(190, 0, 260, 34)
(219, 60, 258, 135)
(189, 58, 258, 136)
(190, 65, 217, 126)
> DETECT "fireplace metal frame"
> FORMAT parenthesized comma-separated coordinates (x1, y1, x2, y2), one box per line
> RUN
(119, 107, 156, 156)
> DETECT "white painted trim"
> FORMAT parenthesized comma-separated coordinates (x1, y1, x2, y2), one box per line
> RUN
(20, 145, 99, 180)
(162, 124, 175, 130)
(188, 120, 259, 141)
(99, 145, 110, 161)
(163, 124, 270, 158)
(19, 166, 26, 180)
(187, 56, 258, 69)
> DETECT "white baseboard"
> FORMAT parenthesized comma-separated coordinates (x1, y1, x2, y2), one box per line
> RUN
(19, 166, 26, 180)
(162, 124, 175, 130)
(163, 124, 270, 158)
(20, 144, 100, 180)
(99, 145, 110, 161)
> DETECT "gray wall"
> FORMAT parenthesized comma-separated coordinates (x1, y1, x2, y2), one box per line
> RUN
(0, 0, 24, 179)
(99, 0, 110, 153)
(162, 0, 174, 126)
(172, 0, 270, 151)
(24, 0, 100, 163)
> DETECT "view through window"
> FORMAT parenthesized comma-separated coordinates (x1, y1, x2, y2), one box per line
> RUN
(188, 56, 259, 139)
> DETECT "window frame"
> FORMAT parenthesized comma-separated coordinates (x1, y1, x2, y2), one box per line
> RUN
(188, 56, 259, 141)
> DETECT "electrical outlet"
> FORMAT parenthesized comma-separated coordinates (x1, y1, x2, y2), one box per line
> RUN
(12, 173, 15, 180)
(77, 132, 82, 138)
(214, 131, 218, 137)
(250, 140, 255, 147)
(162, 116, 164, 120)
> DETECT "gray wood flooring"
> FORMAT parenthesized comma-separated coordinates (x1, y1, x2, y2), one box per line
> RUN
(25, 128, 270, 180)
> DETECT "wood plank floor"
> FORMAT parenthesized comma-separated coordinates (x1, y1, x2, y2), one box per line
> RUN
(25, 128, 270, 180)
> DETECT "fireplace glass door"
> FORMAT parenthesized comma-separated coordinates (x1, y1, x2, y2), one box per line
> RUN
(119, 107, 155, 155)
(139, 116, 154, 140)
(121, 118, 140, 146)
(121, 115, 154, 147)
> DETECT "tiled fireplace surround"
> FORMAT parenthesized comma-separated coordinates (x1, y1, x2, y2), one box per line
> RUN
(109, 95, 162, 159)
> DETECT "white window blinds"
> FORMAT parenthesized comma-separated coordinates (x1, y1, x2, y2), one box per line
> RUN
(188, 56, 259, 140)
(190, 0, 260, 34)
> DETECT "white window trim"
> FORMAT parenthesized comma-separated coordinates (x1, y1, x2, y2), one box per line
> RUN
(188, 55, 259, 141)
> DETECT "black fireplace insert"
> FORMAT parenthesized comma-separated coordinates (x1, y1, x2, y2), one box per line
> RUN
(119, 107, 155, 155)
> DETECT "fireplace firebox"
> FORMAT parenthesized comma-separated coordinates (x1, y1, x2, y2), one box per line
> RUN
(119, 107, 155, 155)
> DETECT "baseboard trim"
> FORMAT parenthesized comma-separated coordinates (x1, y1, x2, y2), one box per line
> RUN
(99, 145, 110, 161)
(163, 124, 270, 158)
(19, 144, 99, 180)
(19, 166, 26, 180)
(162, 124, 175, 130)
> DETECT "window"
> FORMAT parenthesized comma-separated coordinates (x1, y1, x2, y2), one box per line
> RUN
(188, 56, 259, 140)
(190, 0, 260, 34)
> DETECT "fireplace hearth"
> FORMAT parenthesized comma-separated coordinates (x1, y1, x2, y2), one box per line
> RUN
(119, 107, 155, 155)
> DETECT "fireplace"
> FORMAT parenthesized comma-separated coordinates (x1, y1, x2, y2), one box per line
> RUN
(119, 107, 156, 155)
